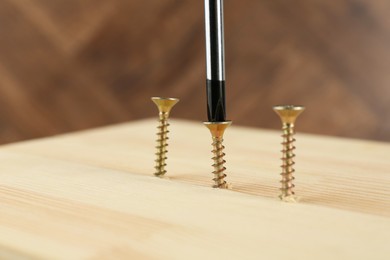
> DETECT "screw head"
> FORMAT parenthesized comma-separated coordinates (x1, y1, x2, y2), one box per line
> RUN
(151, 97, 179, 114)
(273, 105, 305, 124)
(204, 121, 232, 138)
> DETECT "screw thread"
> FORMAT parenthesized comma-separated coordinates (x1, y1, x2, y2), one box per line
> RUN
(211, 136, 228, 188)
(154, 112, 169, 176)
(280, 123, 296, 198)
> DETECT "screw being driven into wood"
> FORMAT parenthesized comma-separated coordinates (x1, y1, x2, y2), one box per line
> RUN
(204, 121, 232, 188)
(273, 105, 305, 202)
(152, 97, 179, 177)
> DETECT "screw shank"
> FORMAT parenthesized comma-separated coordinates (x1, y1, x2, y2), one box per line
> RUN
(211, 136, 227, 188)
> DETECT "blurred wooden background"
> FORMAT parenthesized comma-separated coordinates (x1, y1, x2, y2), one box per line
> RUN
(0, 0, 389, 144)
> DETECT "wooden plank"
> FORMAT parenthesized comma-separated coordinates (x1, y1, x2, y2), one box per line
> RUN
(0, 119, 389, 259)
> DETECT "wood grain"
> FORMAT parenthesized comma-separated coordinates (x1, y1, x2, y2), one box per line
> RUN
(0, 0, 390, 144)
(0, 119, 389, 259)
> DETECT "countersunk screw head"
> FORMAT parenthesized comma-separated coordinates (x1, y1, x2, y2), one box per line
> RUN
(273, 105, 305, 125)
(204, 121, 232, 138)
(151, 97, 179, 114)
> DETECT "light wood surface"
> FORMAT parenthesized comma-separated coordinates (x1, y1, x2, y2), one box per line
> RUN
(0, 119, 389, 259)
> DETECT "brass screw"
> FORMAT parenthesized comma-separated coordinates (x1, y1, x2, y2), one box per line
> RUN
(204, 121, 232, 188)
(273, 105, 305, 202)
(151, 97, 179, 177)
